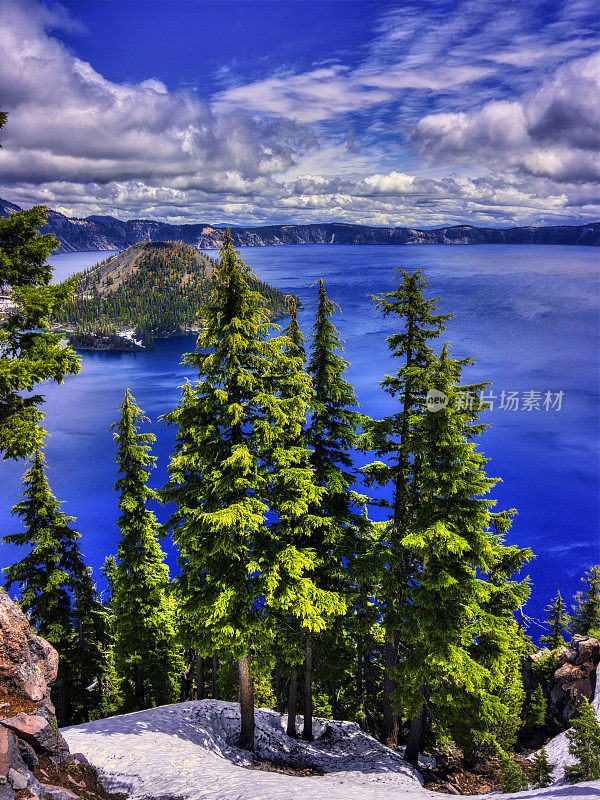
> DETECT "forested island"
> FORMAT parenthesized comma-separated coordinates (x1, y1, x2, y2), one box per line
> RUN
(52, 240, 292, 349)
(1, 196, 598, 252)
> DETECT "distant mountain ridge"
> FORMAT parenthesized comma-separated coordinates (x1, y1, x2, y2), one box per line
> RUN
(1, 196, 598, 251)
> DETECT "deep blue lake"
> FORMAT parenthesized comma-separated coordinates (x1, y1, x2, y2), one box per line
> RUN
(0, 244, 598, 626)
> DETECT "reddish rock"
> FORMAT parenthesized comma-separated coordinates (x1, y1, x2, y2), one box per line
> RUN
(574, 636, 600, 665)
(40, 785, 81, 800)
(549, 635, 600, 723)
(0, 592, 126, 800)
(0, 727, 10, 777)
(0, 591, 58, 702)
(0, 713, 61, 755)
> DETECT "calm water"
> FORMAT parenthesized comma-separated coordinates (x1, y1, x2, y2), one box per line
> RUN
(1, 244, 598, 623)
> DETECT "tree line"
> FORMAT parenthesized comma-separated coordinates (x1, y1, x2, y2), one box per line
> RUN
(1, 167, 599, 789)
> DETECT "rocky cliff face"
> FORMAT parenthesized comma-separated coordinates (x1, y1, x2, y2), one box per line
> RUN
(550, 635, 600, 723)
(1, 197, 598, 252)
(0, 590, 122, 800)
(522, 634, 600, 742)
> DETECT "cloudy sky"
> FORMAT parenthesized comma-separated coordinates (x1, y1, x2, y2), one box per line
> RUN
(0, 0, 598, 227)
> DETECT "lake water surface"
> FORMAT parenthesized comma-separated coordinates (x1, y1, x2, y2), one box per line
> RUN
(1, 244, 598, 623)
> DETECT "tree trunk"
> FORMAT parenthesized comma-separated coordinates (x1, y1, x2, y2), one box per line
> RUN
(211, 653, 219, 700)
(133, 666, 145, 708)
(286, 667, 298, 738)
(54, 680, 70, 727)
(356, 644, 367, 729)
(382, 633, 399, 746)
(274, 668, 284, 713)
(302, 636, 314, 741)
(195, 653, 204, 700)
(179, 664, 191, 702)
(404, 704, 426, 765)
(356, 641, 363, 698)
(237, 655, 255, 751)
(330, 687, 339, 720)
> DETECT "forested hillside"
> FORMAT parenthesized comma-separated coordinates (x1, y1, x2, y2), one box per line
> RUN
(53, 240, 291, 346)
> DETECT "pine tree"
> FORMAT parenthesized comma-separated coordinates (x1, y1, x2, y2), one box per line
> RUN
(526, 685, 547, 727)
(307, 279, 363, 536)
(570, 567, 600, 637)
(393, 345, 532, 764)
(98, 555, 123, 716)
(540, 591, 568, 649)
(0, 207, 80, 459)
(2, 450, 108, 724)
(359, 269, 451, 746)
(564, 698, 600, 783)
(498, 643, 527, 750)
(111, 389, 182, 709)
(162, 231, 343, 750)
(529, 746, 552, 788)
(499, 749, 528, 793)
(292, 279, 366, 740)
(271, 296, 319, 741)
(69, 562, 113, 720)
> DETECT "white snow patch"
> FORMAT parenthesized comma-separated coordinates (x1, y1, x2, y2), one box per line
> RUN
(62, 699, 600, 800)
(117, 329, 144, 348)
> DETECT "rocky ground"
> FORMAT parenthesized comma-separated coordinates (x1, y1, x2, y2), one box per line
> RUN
(0, 590, 124, 800)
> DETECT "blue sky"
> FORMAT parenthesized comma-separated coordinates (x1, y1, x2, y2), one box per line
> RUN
(0, 0, 598, 227)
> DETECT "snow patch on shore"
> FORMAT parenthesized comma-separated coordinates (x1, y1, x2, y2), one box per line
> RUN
(62, 699, 600, 800)
(117, 329, 143, 348)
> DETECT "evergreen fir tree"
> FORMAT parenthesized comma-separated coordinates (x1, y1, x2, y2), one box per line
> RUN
(0, 207, 80, 460)
(497, 643, 527, 750)
(295, 279, 367, 740)
(499, 749, 528, 793)
(393, 345, 532, 764)
(270, 295, 319, 741)
(111, 389, 182, 709)
(69, 561, 113, 720)
(570, 567, 600, 636)
(2, 450, 108, 724)
(102, 555, 117, 601)
(359, 269, 450, 746)
(162, 232, 343, 750)
(98, 554, 123, 715)
(564, 698, 600, 783)
(529, 746, 552, 788)
(540, 591, 568, 649)
(307, 279, 363, 534)
(526, 685, 547, 727)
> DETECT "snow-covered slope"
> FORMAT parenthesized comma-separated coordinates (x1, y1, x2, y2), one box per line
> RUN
(63, 699, 600, 800)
